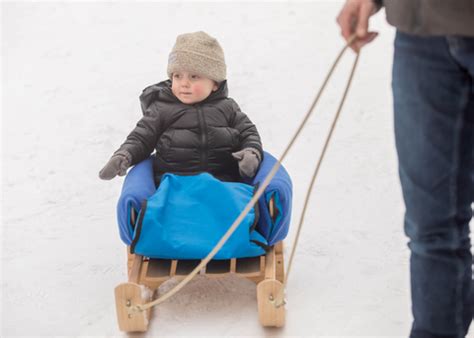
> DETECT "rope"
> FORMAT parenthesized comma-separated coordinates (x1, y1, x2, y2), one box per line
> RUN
(273, 50, 360, 308)
(129, 34, 359, 314)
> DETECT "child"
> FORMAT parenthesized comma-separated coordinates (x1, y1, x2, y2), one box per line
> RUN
(99, 31, 263, 185)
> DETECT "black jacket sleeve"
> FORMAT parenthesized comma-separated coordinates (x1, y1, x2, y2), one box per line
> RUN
(229, 99, 264, 160)
(117, 102, 162, 165)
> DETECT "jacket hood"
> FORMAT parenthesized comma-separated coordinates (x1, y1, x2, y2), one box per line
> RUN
(139, 80, 229, 113)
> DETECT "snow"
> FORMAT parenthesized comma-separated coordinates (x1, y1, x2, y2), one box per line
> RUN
(2, 1, 471, 337)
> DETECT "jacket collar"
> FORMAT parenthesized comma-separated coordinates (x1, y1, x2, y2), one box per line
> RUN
(139, 79, 229, 112)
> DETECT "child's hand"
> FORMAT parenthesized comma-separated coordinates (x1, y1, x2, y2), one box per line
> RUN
(99, 152, 131, 180)
(232, 148, 261, 178)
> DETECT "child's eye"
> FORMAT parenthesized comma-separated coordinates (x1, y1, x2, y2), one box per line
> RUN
(191, 75, 200, 79)
(173, 74, 180, 79)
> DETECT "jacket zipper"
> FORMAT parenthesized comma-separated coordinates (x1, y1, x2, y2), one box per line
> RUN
(196, 106, 208, 171)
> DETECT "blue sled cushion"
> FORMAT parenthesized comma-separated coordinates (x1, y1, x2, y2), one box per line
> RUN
(250, 152, 292, 245)
(116, 156, 156, 245)
(116, 152, 293, 246)
(130, 173, 267, 260)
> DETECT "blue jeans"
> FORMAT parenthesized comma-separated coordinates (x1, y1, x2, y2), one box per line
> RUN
(393, 31, 474, 338)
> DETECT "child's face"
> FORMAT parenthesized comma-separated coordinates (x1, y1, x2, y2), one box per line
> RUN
(171, 71, 218, 105)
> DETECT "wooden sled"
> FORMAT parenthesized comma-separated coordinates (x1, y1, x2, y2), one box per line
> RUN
(115, 200, 286, 332)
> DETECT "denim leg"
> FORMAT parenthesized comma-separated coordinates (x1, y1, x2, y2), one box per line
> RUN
(392, 31, 474, 338)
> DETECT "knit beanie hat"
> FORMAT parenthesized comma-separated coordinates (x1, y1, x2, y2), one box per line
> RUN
(167, 31, 226, 83)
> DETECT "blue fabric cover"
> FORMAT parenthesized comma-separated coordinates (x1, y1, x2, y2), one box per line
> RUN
(250, 152, 293, 245)
(116, 151, 292, 247)
(116, 156, 156, 244)
(130, 173, 267, 259)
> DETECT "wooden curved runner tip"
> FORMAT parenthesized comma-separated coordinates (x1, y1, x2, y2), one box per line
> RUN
(114, 282, 153, 332)
(256, 279, 285, 327)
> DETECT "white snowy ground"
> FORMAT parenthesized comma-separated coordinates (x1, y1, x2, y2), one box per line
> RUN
(2, 1, 472, 337)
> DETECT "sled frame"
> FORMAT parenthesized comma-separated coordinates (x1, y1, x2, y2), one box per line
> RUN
(115, 198, 285, 332)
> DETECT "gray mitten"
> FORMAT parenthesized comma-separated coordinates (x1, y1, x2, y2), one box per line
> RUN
(99, 151, 131, 180)
(232, 148, 261, 178)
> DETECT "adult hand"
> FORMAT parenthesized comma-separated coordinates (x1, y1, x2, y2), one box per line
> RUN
(336, 0, 380, 52)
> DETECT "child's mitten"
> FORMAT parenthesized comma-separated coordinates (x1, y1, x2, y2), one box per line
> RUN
(232, 148, 261, 178)
(99, 151, 131, 180)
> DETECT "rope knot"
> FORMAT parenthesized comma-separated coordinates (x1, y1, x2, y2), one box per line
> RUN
(270, 296, 287, 308)
(127, 304, 144, 315)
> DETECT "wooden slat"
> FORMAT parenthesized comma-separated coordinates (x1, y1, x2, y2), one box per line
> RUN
(170, 260, 178, 276)
(139, 258, 149, 284)
(275, 255, 284, 283)
(275, 241, 283, 254)
(259, 256, 266, 276)
(230, 258, 236, 273)
(274, 242, 284, 283)
(127, 247, 135, 277)
(129, 254, 143, 284)
(265, 246, 276, 280)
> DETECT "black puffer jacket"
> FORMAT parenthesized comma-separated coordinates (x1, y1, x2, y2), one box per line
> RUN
(118, 80, 263, 184)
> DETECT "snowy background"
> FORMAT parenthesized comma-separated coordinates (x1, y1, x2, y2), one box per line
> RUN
(2, 1, 471, 337)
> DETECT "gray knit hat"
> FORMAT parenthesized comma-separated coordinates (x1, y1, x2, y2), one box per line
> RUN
(167, 31, 226, 82)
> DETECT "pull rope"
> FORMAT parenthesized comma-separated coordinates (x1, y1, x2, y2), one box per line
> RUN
(273, 49, 360, 308)
(129, 35, 359, 314)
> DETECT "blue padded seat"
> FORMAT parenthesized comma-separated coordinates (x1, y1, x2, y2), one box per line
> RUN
(116, 151, 292, 247)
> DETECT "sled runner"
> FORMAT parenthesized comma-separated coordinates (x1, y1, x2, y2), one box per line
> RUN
(114, 152, 292, 332)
